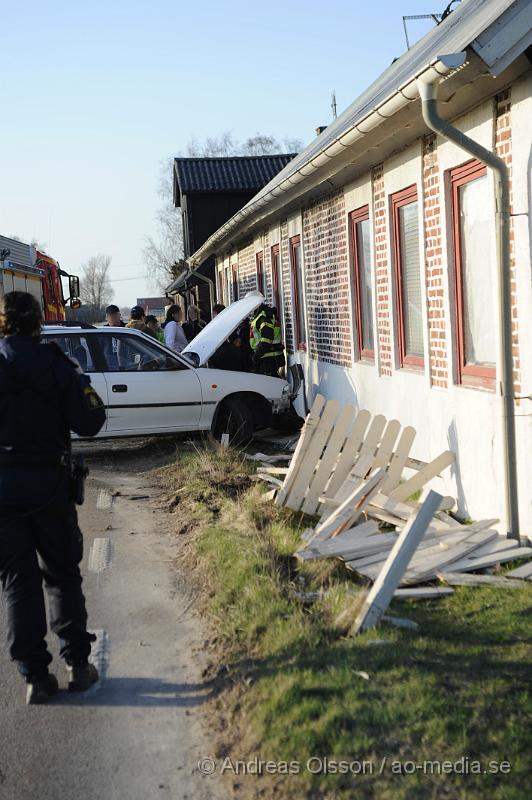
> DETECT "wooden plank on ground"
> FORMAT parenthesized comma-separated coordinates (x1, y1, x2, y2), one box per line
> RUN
(388, 450, 455, 503)
(275, 394, 325, 506)
(346, 530, 472, 574)
(379, 426, 417, 494)
(259, 466, 290, 475)
(256, 473, 284, 488)
(307, 468, 386, 547)
(505, 561, 532, 580)
(438, 572, 525, 588)
(283, 399, 340, 511)
(301, 404, 356, 515)
(400, 530, 499, 584)
(394, 587, 454, 599)
(350, 490, 443, 635)
(442, 546, 532, 574)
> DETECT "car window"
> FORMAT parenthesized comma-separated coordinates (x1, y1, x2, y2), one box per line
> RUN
(42, 334, 96, 373)
(97, 333, 186, 372)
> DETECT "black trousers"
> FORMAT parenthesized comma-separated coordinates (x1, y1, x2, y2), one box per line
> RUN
(0, 495, 93, 681)
(255, 352, 286, 377)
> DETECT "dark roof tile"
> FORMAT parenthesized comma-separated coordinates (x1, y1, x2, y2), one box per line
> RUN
(173, 154, 296, 202)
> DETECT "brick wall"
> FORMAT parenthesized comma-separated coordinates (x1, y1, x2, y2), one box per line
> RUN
(372, 164, 392, 376)
(495, 89, 521, 396)
(236, 241, 256, 297)
(422, 134, 448, 387)
(302, 192, 352, 367)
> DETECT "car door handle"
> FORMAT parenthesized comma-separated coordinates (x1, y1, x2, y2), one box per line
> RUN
(112, 384, 128, 393)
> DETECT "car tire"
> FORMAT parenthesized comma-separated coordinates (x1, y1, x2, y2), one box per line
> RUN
(214, 397, 254, 447)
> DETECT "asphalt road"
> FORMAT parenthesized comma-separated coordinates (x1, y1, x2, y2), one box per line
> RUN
(0, 446, 222, 800)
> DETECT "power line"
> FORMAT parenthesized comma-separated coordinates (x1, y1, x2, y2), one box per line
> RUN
(107, 274, 147, 282)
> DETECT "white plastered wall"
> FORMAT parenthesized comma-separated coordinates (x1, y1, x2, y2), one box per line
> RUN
(291, 92, 532, 533)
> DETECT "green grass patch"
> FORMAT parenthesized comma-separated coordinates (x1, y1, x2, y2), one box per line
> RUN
(160, 445, 532, 800)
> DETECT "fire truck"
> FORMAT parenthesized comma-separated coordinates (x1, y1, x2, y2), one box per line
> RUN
(0, 234, 81, 321)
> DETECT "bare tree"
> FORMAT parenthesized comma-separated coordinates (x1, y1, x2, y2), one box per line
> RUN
(80, 254, 114, 308)
(143, 157, 185, 292)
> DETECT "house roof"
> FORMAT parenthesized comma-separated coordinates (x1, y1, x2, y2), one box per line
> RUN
(188, 0, 532, 266)
(173, 154, 297, 206)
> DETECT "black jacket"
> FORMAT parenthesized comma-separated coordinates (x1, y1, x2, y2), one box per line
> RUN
(0, 335, 106, 505)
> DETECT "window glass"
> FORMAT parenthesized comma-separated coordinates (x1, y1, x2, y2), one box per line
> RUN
(459, 175, 496, 367)
(290, 239, 306, 347)
(355, 217, 374, 353)
(271, 245, 281, 314)
(43, 334, 96, 373)
(398, 201, 423, 359)
(256, 252, 264, 294)
(98, 334, 184, 372)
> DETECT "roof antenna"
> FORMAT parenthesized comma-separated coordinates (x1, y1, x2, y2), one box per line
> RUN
(402, 0, 461, 50)
(331, 90, 337, 120)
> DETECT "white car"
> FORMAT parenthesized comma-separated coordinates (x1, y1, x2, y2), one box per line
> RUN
(42, 292, 291, 444)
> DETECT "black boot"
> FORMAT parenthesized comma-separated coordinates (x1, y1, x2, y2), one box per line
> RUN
(66, 661, 99, 692)
(26, 673, 59, 705)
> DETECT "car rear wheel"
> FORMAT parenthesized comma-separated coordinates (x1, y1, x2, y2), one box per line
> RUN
(214, 397, 254, 446)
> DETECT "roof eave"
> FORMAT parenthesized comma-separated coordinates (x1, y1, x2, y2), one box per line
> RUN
(187, 54, 473, 267)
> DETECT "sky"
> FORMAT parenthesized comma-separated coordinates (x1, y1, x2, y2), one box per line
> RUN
(1, 0, 439, 307)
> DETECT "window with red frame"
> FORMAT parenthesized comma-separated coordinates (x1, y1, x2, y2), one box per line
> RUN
(256, 251, 264, 294)
(391, 185, 424, 368)
(349, 205, 374, 360)
(271, 244, 281, 314)
(231, 265, 239, 301)
(451, 160, 496, 388)
(289, 235, 306, 350)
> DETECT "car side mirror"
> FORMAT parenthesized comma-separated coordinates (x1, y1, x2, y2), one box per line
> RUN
(70, 297, 82, 310)
(69, 276, 80, 304)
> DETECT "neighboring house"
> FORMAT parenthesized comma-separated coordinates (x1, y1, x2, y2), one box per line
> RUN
(186, 0, 532, 534)
(167, 154, 296, 316)
(136, 296, 168, 320)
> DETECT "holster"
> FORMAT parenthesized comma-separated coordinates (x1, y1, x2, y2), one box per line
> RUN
(71, 455, 89, 505)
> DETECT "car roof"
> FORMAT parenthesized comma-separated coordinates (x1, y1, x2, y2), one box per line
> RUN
(42, 325, 143, 335)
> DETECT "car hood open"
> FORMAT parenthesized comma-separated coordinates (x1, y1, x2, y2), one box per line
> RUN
(181, 291, 265, 366)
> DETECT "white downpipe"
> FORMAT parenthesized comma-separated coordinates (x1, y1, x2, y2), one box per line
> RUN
(417, 54, 519, 541)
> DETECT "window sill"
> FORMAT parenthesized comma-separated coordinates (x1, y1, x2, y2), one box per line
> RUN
(399, 363, 425, 375)
(457, 376, 496, 393)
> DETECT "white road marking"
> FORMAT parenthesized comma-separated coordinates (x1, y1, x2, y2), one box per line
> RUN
(88, 537, 113, 573)
(96, 489, 114, 510)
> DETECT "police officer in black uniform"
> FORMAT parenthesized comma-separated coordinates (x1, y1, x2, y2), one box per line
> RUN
(0, 291, 106, 704)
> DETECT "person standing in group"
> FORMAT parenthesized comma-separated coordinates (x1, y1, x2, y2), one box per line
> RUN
(104, 304, 125, 327)
(182, 304, 205, 343)
(126, 305, 155, 337)
(162, 304, 188, 353)
(0, 291, 106, 704)
(145, 314, 164, 343)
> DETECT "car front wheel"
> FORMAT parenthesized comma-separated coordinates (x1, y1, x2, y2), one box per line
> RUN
(213, 397, 254, 446)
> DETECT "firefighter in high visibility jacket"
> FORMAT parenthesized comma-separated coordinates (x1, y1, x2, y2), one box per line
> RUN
(250, 305, 285, 377)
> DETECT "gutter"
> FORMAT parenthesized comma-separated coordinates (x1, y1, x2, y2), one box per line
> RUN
(188, 56, 470, 268)
(417, 53, 519, 541)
